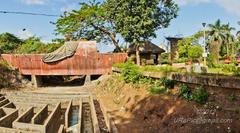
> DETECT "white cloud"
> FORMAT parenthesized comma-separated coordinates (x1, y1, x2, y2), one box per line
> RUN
(60, 4, 79, 12)
(174, 0, 210, 6)
(215, 0, 240, 16)
(174, 0, 240, 17)
(21, 0, 46, 5)
(18, 30, 34, 39)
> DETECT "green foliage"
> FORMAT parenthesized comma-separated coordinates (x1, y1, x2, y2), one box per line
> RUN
(16, 37, 62, 54)
(208, 63, 239, 75)
(161, 78, 175, 89)
(207, 19, 236, 63)
(228, 93, 237, 102)
(179, 85, 192, 100)
(178, 31, 204, 58)
(121, 63, 144, 84)
(150, 86, 167, 94)
(160, 53, 169, 64)
(192, 86, 209, 104)
(17, 37, 45, 54)
(173, 58, 188, 63)
(0, 33, 22, 53)
(54, 0, 122, 51)
(188, 45, 203, 59)
(141, 65, 184, 73)
(106, 0, 178, 44)
(179, 85, 209, 104)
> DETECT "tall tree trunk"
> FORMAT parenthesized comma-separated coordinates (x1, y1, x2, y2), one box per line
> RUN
(226, 43, 229, 56)
(231, 43, 235, 61)
(136, 45, 140, 66)
(91, 24, 122, 52)
(209, 41, 221, 63)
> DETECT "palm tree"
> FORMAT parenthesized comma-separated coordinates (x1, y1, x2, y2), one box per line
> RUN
(222, 23, 235, 58)
(207, 19, 228, 63)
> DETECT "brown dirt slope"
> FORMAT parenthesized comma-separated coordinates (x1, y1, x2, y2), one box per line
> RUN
(94, 74, 240, 133)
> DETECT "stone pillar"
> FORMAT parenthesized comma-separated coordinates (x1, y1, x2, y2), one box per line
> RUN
(31, 75, 42, 88)
(170, 40, 179, 61)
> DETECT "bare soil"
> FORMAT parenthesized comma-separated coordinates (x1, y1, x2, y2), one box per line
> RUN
(92, 74, 240, 133)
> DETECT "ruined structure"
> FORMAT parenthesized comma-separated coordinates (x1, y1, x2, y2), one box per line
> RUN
(1, 41, 127, 87)
(0, 92, 102, 133)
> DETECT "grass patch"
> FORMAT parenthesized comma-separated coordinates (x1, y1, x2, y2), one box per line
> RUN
(150, 86, 167, 94)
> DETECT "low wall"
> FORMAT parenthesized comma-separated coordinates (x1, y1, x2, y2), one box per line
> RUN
(18, 107, 34, 123)
(0, 99, 9, 107)
(113, 67, 240, 89)
(172, 73, 240, 89)
(45, 103, 62, 133)
(32, 105, 48, 124)
(65, 100, 72, 129)
(0, 109, 18, 128)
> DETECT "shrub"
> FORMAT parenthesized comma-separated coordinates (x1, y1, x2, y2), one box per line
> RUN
(179, 85, 192, 100)
(150, 86, 167, 94)
(228, 93, 237, 101)
(162, 78, 175, 89)
(121, 63, 144, 84)
(192, 86, 208, 104)
(173, 58, 188, 63)
(188, 45, 203, 60)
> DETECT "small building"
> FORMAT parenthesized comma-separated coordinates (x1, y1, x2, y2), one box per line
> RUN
(127, 41, 165, 65)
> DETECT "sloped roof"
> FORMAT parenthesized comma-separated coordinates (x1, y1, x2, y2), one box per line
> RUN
(127, 41, 165, 54)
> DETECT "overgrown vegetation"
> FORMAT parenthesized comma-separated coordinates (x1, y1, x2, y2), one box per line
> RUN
(118, 62, 177, 95)
(114, 63, 185, 73)
(179, 85, 209, 104)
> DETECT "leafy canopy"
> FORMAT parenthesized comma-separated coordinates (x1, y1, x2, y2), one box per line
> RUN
(0, 33, 22, 53)
(54, 0, 122, 51)
(105, 0, 178, 43)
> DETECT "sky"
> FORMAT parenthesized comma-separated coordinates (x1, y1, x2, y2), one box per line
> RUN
(0, 0, 240, 52)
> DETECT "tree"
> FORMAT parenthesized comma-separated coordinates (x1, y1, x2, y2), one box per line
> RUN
(178, 31, 204, 58)
(16, 37, 63, 54)
(221, 23, 235, 58)
(16, 37, 45, 54)
(0, 33, 22, 53)
(54, 0, 122, 52)
(207, 19, 227, 63)
(105, 0, 178, 65)
(188, 45, 203, 62)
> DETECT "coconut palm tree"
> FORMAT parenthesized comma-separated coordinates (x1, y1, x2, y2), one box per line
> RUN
(222, 23, 235, 58)
(207, 19, 227, 63)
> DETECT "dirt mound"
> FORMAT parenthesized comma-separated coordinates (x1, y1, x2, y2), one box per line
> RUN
(94, 74, 240, 133)
(116, 95, 239, 133)
(0, 58, 22, 89)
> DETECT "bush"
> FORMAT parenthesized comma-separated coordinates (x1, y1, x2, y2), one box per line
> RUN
(188, 45, 203, 59)
(173, 58, 188, 63)
(162, 78, 175, 89)
(192, 86, 208, 104)
(0, 33, 22, 53)
(121, 63, 144, 84)
(179, 85, 209, 104)
(160, 53, 169, 64)
(179, 85, 192, 100)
